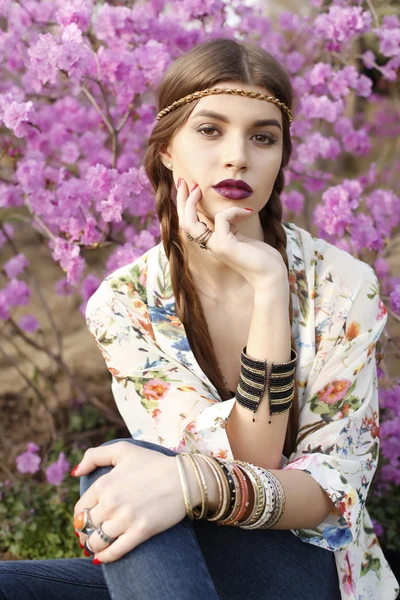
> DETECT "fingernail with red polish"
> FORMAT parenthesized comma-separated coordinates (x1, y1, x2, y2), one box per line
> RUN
(93, 558, 102, 565)
(190, 183, 198, 192)
(70, 464, 80, 476)
(83, 549, 91, 557)
(245, 208, 253, 211)
(79, 542, 85, 549)
(74, 531, 80, 538)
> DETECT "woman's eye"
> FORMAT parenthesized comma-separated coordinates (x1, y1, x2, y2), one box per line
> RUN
(197, 127, 276, 145)
(198, 126, 218, 136)
(253, 134, 277, 145)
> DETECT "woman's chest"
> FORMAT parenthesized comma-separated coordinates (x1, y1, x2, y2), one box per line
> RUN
(201, 302, 253, 394)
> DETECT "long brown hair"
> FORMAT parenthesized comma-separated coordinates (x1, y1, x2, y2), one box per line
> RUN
(143, 38, 299, 458)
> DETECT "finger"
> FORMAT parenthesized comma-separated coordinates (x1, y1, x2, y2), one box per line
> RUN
(183, 183, 202, 225)
(74, 478, 105, 520)
(176, 178, 197, 227)
(214, 206, 254, 240)
(176, 180, 203, 231)
(83, 516, 117, 554)
(71, 441, 133, 480)
(75, 530, 86, 547)
(92, 526, 148, 565)
(175, 178, 188, 223)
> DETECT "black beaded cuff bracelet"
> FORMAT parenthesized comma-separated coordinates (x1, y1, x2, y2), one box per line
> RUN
(236, 347, 297, 423)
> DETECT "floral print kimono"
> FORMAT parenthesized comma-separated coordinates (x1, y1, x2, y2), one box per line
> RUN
(86, 221, 399, 600)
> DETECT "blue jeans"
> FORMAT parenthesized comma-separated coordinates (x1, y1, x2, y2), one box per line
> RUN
(0, 438, 341, 600)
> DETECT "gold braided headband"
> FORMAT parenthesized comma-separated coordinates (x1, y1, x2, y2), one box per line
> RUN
(156, 87, 293, 126)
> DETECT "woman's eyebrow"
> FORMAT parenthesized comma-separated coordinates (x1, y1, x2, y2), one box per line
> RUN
(191, 109, 282, 131)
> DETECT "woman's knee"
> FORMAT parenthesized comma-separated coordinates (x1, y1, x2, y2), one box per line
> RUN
(79, 438, 177, 496)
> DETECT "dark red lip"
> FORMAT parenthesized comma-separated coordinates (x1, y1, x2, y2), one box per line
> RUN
(212, 179, 253, 193)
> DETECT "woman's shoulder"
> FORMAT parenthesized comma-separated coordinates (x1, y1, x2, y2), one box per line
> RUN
(283, 221, 377, 287)
(87, 243, 162, 315)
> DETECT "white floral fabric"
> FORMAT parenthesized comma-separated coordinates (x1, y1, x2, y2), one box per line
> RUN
(86, 221, 399, 600)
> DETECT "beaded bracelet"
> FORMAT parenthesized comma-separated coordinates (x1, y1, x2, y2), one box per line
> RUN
(247, 466, 286, 529)
(259, 469, 286, 528)
(217, 461, 242, 526)
(236, 347, 298, 422)
(241, 467, 274, 530)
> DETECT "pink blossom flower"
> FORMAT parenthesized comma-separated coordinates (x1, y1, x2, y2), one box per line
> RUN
(278, 11, 301, 31)
(301, 94, 344, 123)
(133, 230, 156, 251)
(4, 253, 28, 278)
(286, 52, 304, 74)
(55, 278, 74, 296)
(27, 33, 59, 90)
(355, 74, 373, 97)
(0, 183, 24, 209)
(27, 442, 40, 453)
(19, 314, 40, 333)
(376, 28, 400, 58)
(3, 100, 34, 138)
(61, 141, 80, 164)
(390, 284, 400, 314)
(105, 243, 143, 275)
(309, 62, 332, 86)
(361, 50, 375, 69)
(81, 274, 101, 303)
(281, 190, 305, 216)
(56, 0, 93, 31)
(314, 6, 372, 47)
(16, 443, 41, 474)
(0, 290, 10, 321)
(374, 258, 390, 280)
(45, 452, 70, 485)
(3, 279, 31, 307)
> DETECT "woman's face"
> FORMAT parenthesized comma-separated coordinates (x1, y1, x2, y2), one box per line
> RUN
(159, 80, 284, 220)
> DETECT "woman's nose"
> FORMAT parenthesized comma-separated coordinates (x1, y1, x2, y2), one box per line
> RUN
(223, 138, 248, 169)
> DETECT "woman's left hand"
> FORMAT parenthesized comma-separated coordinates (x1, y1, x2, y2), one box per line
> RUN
(73, 442, 186, 563)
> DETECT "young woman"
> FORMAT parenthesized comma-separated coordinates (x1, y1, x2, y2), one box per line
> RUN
(0, 38, 398, 600)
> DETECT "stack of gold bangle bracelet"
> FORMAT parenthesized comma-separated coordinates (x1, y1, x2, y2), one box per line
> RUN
(175, 452, 286, 529)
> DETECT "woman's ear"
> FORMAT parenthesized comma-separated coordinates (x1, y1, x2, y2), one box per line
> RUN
(159, 144, 173, 170)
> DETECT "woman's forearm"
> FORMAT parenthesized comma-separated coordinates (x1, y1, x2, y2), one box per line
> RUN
(226, 289, 292, 471)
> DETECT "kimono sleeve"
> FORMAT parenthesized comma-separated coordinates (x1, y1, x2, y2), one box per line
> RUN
(85, 280, 236, 457)
(282, 267, 388, 551)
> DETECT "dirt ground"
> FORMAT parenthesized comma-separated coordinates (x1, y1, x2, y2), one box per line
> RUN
(1, 217, 399, 480)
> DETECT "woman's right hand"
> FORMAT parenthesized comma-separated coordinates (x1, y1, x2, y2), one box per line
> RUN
(176, 178, 289, 293)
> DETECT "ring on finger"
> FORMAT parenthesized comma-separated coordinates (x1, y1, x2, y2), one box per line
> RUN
(97, 523, 117, 545)
(194, 222, 213, 250)
(85, 537, 96, 556)
(75, 508, 96, 536)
